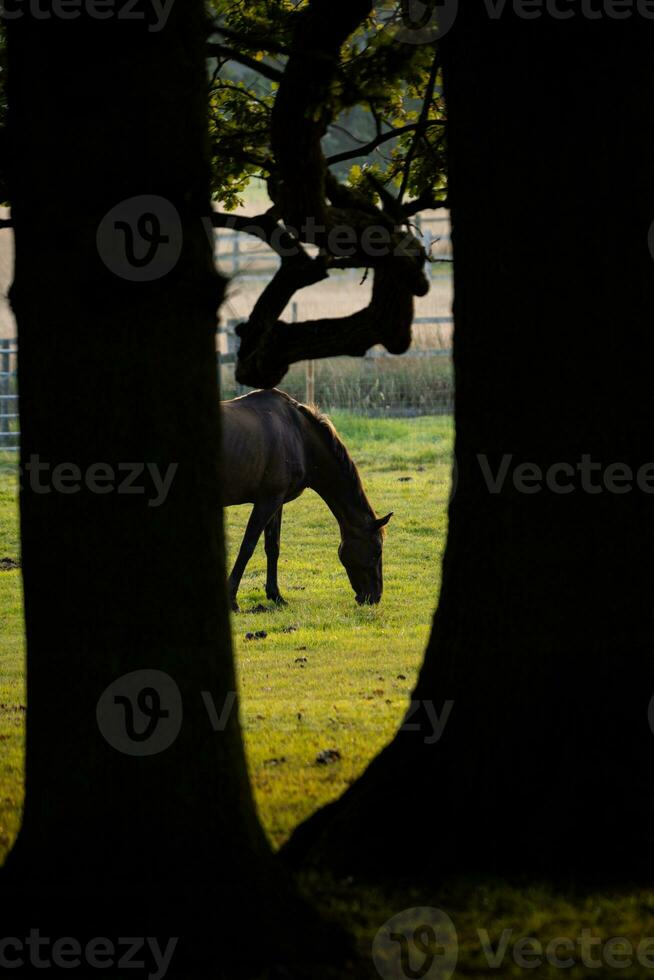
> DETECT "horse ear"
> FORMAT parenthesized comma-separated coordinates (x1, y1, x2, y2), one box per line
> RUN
(373, 512, 393, 531)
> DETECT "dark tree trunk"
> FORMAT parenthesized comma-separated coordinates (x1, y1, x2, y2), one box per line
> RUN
(0, 6, 339, 976)
(284, 12, 654, 879)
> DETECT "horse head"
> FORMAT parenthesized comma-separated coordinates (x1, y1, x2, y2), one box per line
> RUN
(338, 512, 393, 605)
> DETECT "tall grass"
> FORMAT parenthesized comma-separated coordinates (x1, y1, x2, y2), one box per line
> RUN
(221, 353, 453, 415)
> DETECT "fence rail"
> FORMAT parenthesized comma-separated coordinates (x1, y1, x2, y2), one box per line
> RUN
(0, 307, 453, 454)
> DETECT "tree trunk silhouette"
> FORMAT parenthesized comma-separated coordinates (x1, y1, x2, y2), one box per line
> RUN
(0, 7, 340, 976)
(283, 11, 654, 879)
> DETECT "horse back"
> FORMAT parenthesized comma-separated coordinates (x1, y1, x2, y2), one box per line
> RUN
(220, 389, 308, 506)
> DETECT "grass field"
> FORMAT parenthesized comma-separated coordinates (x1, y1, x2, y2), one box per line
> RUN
(2, 417, 654, 978)
(0, 415, 452, 863)
(228, 412, 452, 849)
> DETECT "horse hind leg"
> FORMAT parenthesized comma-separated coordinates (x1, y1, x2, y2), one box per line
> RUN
(228, 496, 284, 612)
(264, 506, 286, 605)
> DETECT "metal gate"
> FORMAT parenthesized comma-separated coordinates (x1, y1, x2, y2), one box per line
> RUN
(0, 338, 19, 453)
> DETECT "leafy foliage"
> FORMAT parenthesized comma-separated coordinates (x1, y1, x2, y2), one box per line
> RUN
(207, 0, 447, 212)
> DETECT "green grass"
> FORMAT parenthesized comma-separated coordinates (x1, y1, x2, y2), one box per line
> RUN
(2, 420, 654, 978)
(0, 416, 452, 864)
(0, 452, 24, 861)
(228, 412, 452, 847)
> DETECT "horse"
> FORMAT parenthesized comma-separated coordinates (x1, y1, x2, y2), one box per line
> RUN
(221, 389, 393, 611)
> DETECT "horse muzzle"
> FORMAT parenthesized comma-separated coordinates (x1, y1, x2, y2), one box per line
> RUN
(356, 593, 381, 606)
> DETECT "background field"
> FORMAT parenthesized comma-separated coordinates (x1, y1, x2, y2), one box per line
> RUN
(2, 417, 654, 978)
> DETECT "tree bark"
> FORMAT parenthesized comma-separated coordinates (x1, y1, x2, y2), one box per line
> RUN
(0, 6, 341, 975)
(283, 11, 654, 880)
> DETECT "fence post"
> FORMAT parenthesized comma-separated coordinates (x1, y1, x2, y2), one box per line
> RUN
(306, 360, 315, 406)
(299, 303, 315, 404)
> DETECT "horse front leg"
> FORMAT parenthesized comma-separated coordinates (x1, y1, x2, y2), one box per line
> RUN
(228, 497, 283, 612)
(264, 505, 286, 605)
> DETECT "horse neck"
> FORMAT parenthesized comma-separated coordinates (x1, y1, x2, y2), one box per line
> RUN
(305, 427, 375, 536)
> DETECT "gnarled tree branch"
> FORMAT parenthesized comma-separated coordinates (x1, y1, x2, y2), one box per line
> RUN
(233, 0, 432, 389)
(235, 261, 415, 389)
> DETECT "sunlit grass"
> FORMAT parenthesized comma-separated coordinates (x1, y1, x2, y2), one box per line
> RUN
(0, 414, 452, 864)
(228, 413, 452, 847)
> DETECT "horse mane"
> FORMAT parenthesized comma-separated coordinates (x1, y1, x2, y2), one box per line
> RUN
(281, 392, 382, 531)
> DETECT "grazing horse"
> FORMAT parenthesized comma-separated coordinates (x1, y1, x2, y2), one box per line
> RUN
(221, 389, 392, 611)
